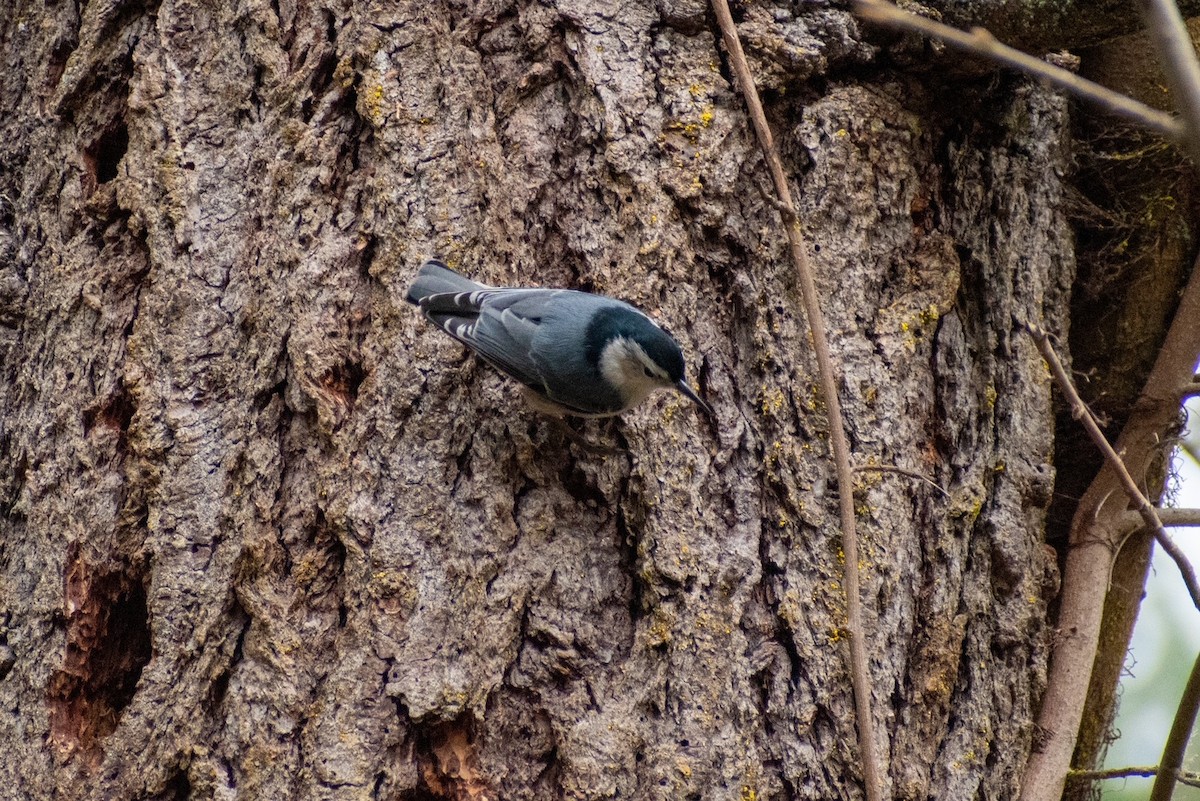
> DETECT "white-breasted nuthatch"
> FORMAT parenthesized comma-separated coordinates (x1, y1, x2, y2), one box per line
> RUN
(406, 259, 715, 420)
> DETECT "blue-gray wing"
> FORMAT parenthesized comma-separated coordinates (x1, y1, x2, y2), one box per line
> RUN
(417, 288, 564, 391)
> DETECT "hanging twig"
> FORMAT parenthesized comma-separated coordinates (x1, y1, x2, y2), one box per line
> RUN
(853, 0, 1185, 144)
(707, 2, 884, 799)
(1024, 322, 1200, 611)
(1150, 650, 1200, 801)
(854, 464, 950, 498)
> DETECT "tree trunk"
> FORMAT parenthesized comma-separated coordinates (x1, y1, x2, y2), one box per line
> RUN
(0, 2, 1165, 800)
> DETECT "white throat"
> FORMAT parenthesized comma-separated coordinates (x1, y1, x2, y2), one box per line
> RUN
(598, 337, 666, 411)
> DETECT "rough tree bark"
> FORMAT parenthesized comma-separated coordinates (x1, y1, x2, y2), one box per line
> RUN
(0, 1, 1182, 800)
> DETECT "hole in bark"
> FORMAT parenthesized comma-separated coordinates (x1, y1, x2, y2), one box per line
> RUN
(616, 506, 648, 625)
(0, 643, 14, 682)
(411, 716, 490, 800)
(0, 605, 14, 681)
(83, 384, 136, 444)
(2, 450, 27, 518)
(208, 598, 248, 709)
(318, 359, 365, 406)
(305, 50, 339, 119)
(83, 121, 129, 192)
(47, 550, 151, 751)
(357, 235, 377, 280)
(163, 768, 191, 801)
(323, 8, 338, 43)
(253, 380, 287, 411)
(557, 463, 607, 507)
(47, 38, 77, 91)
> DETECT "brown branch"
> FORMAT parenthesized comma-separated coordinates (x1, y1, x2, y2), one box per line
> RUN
(1068, 765, 1159, 781)
(1021, 248, 1200, 801)
(1068, 766, 1200, 789)
(853, 0, 1186, 144)
(707, 3, 884, 799)
(1138, 0, 1200, 163)
(1181, 380, 1200, 398)
(1151, 650, 1200, 801)
(1025, 323, 1200, 611)
(1117, 507, 1200, 539)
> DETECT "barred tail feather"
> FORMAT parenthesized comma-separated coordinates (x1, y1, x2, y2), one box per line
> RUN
(405, 259, 484, 304)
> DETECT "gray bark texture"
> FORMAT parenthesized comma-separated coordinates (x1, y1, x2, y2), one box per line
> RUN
(0, 1, 1103, 799)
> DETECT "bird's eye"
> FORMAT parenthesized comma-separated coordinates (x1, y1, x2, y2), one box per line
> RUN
(644, 367, 656, 378)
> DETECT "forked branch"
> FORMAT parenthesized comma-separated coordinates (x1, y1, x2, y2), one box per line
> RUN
(1024, 322, 1200, 611)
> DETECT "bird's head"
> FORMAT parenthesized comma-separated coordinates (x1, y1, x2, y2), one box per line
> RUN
(586, 306, 716, 418)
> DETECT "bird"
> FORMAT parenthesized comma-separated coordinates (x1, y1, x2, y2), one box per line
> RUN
(405, 259, 715, 421)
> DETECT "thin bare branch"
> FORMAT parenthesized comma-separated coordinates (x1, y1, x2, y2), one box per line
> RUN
(854, 464, 950, 498)
(1024, 243, 1200, 801)
(853, 0, 1186, 144)
(708, 2, 884, 799)
(1068, 766, 1159, 781)
(1139, 0, 1200, 162)
(1025, 323, 1200, 611)
(1117, 507, 1200, 539)
(1068, 766, 1200, 789)
(1181, 380, 1200, 398)
(1150, 651, 1200, 801)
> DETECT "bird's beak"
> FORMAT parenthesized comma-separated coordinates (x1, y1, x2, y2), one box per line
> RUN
(676, 379, 716, 419)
